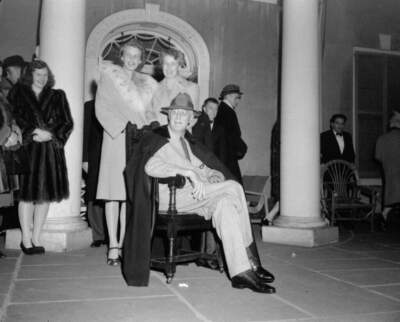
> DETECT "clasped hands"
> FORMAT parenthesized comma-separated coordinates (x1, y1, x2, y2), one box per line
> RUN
(32, 128, 53, 142)
(185, 169, 224, 200)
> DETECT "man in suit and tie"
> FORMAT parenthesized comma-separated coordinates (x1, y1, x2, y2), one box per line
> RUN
(192, 97, 228, 265)
(214, 84, 247, 184)
(192, 97, 227, 164)
(320, 114, 355, 164)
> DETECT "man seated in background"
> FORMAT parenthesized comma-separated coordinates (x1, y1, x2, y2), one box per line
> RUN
(123, 93, 276, 293)
(320, 114, 355, 164)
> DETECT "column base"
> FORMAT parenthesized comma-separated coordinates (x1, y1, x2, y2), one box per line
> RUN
(262, 225, 339, 247)
(5, 228, 92, 252)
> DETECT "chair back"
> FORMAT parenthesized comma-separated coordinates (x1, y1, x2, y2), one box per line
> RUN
(321, 160, 359, 200)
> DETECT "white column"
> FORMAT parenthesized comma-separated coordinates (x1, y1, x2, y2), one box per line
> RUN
(7, 0, 91, 251)
(262, 0, 338, 246)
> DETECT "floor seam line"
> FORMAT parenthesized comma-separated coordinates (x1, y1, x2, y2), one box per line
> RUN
(0, 253, 23, 321)
(361, 282, 400, 288)
(9, 294, 175, 305)
(152, 271, 213, 322)
(16, 275, 122, 281)
(270, 294, 315, 318)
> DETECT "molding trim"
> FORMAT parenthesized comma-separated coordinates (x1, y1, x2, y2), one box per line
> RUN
(85, 4, 210, 103)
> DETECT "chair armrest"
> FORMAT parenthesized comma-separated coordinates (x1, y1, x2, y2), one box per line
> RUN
(154, 175, 186, 215)
(359, 185, 379, 204)
(158, 175, 186, 189)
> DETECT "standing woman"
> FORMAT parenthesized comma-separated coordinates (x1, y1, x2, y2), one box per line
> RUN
(152, 48, 200, 125)
(95, 39, 158, 265)
(8, 60, 73, 255)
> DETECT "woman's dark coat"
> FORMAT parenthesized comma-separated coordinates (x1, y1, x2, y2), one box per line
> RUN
(8, 84, 73, 202)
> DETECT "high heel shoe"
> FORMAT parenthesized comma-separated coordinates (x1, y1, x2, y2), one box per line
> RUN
(107, 247, 121, 266)
(20, 242, 35, 255)
(31, 241, 45, 254)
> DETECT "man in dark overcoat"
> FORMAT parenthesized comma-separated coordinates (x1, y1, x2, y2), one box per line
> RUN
(375, 111, 400, 223)
(213, 84, 247, 184)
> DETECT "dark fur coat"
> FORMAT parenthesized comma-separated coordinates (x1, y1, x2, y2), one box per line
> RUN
(8, 84, 73, 202)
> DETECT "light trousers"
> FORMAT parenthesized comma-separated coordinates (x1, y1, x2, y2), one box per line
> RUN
(159, 180, 253, 277)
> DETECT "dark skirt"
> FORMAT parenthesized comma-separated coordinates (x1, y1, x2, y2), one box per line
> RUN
(19, 141, 69, 202)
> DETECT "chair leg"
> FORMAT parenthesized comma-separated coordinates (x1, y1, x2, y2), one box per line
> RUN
(166, 236, 176, 283)
(370, 210, 375, 233)
(216, 243, 224, 273)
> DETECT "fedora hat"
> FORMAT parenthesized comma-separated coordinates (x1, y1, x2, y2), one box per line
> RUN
(161, 93, 201, 117)
(219, 84, 243, 100)
(3, 55, 25, 69)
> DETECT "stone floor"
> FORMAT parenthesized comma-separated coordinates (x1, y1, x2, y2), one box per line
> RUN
(1, 228, 400, 322)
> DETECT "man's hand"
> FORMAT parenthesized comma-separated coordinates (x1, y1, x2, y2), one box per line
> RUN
(185, 169, 205, 200)
(207, 169, 224, 183)
(32, 128, 52, 142)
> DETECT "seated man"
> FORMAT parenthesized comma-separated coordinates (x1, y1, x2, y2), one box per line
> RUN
(122, 93, 276, 294)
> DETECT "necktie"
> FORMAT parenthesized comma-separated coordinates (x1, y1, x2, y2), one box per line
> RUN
(180, 137, 191, 162)
(336, 132, 343, 137)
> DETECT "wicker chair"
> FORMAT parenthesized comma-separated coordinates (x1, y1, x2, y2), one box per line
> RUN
(321, 160, 378, 231)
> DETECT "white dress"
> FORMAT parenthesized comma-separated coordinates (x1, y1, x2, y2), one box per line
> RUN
(95, 61, 158, 200)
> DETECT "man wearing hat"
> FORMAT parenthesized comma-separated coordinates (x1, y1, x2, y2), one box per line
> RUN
(0, 55, 25, 97)
(123, 93, 276, 294)
(214, 84, 247, 184)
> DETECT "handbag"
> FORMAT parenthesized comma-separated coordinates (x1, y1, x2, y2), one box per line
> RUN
(3, 143, 30, 175)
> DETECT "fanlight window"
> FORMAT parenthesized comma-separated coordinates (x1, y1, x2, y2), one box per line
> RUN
(101, 32, 197, 82)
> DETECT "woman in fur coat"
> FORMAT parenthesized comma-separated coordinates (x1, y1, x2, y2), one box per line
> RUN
(8, 60, 73, 255)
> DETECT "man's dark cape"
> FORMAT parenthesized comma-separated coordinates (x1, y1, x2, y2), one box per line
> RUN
(122, 125, 234, 286)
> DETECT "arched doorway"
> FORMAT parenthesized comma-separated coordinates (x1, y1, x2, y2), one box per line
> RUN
(85, 4, 210, 104)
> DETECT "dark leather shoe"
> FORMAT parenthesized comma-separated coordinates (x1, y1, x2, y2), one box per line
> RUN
(0, 250, 6, 258)
(31, 242, 45, 254)
(246, 242, 275, 283)
(91, 240, 106, 248)
(253, 266, 275, 283)
(232, 270, 276, 294)
(20, 242, 35, 255)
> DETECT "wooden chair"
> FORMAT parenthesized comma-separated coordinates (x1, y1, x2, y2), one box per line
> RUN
(150, 175, 223, 284)
(321, 160, 378, 231)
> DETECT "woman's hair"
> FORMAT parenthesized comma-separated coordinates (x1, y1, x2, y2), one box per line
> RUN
(20, 60, 55, 88)
(159, 48, 186, 68)
(119, 39, 146, 62)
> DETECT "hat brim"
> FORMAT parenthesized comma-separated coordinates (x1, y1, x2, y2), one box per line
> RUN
(219, 90, 243, 100)
(161, 106, 201, 117)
